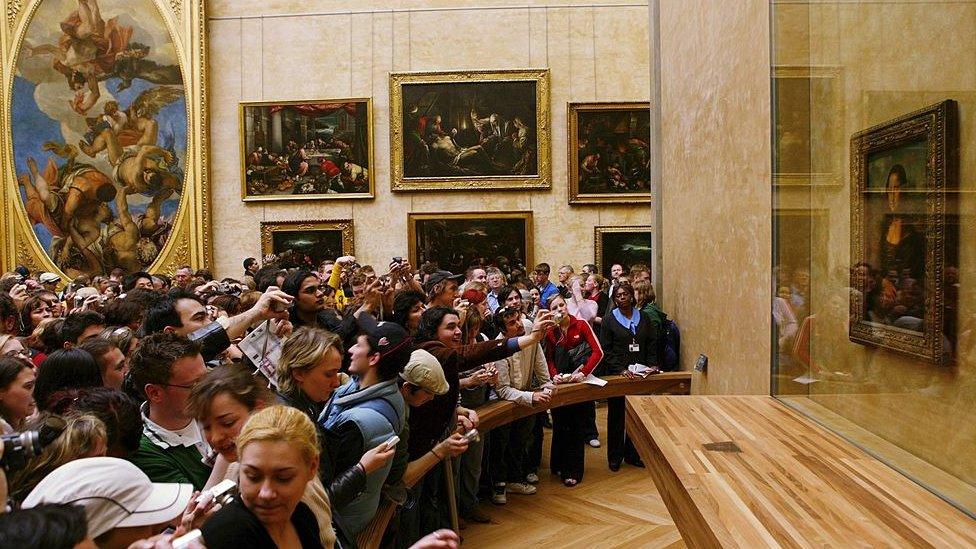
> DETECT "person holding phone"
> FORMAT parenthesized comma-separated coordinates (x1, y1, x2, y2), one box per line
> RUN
(541, 294, 603, 487)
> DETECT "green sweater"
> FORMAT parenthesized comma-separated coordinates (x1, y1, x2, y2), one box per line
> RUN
(129, 434, 212, 490)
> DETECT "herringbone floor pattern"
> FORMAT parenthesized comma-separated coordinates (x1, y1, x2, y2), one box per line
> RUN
(463, 406, 684, 548)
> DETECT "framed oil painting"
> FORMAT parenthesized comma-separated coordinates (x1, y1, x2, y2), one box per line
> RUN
(260, 220, 354, 270)
(594, 226, 652, 279)
(240, 98, 374, 201)
(849, 100, 958, 365)
(772, 66, 844, 186)
(408, 212, 533, 275)
(0, 0, 210, 278)
(390, 69, 551, 191)
(568, 102, 651, 204)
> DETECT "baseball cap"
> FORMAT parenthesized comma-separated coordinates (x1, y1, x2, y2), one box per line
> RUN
(402, 349, 449, 395)
(460, 288, 486, 305)
(22, 457, 193, 538)
(425, 270, 464, 292)
(356, 313, 412, 367)
(39, 272, 61, 284)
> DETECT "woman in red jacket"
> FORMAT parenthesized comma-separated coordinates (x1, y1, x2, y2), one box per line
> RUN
(543, 294, 604, 487)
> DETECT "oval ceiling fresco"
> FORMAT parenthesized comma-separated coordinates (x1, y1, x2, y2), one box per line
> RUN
(11, 0, 186, 277)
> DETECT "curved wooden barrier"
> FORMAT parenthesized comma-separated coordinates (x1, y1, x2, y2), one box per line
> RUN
(357, 372, 692, 548)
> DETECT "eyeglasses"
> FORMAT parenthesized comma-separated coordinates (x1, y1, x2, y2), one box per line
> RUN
(3, 348, 32, 359)
(303, 284, 332, 295)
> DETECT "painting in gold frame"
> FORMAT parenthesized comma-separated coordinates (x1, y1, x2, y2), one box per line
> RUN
(0, 0, 210, 277)
(594, 226, 652, 279)
(408, 212, 533, 275)
(849, 100, 958, 365)
(390, 69, 551, 191)
(261, 220, 354, 270)
(240, 98, 374, 201)
(569, 102, 651, 204)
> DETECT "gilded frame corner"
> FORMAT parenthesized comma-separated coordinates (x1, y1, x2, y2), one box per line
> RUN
(568, 101, 652, 205)
(0, 0, 211, 276)
(848, 100, 958, 365)
(594, 225, 653, 276)
(238, 97, 375, 202)
(407, 211, 534, 270)
(260, 219, 355, 261)
(390, 69, 551, 192)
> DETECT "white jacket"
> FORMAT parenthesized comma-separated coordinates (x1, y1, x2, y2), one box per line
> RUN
(492, 333, 551, 407)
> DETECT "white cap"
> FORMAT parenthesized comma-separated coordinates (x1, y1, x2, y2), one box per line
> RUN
(38, 272, 60, 284)
(22, 457, 193, 538)
(401, 349, 449, 395)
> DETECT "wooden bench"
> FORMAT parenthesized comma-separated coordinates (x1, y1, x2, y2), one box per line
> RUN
(626, 395, 976, 548)
(356, 372, 692, 547)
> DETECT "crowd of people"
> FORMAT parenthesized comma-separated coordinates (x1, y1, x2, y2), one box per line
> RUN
(0, 253, 672, 548)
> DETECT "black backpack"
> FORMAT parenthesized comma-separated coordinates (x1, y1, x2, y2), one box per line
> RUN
(658, 316, 680, 371)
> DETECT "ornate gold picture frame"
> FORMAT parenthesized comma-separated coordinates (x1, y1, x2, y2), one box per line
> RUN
(408, 212, 533, 274)
(594, 226, 652, 279)
(568, 102, 651, 204)
(0, 0, 210, 277)
(390, 69, 551, 192)
(849, 100, 958, 365)
(239, 98, 374, 201)
(260, 219, 354, 270)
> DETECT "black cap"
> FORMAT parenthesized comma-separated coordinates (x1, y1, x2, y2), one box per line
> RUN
(356, 313, 413, 369)
(424, 270, 464, 293)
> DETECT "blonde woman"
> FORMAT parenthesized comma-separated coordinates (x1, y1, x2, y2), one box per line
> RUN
(187, 366, 338, 548)
(200, 405, 322, 548)
(9, 414, 105, 503)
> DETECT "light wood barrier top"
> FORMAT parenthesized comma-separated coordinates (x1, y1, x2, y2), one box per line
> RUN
(356, 372, 692, 548)
(625, 395, 976, 548)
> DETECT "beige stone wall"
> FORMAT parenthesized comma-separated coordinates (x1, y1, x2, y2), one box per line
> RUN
(207, 2, 651, 278)
(658, 1, 773, 394)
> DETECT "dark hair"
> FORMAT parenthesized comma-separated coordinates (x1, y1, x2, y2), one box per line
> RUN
(78, 337, 118, 366)
(60, 311, 105, 345)
(129, 332, 201, 398)
(186, 364, 272, 421)
(68, 388, 143, 457)
(194, 269, 214, 281)
(887, 164, 908, 189)
(391, 290, 426, 331)
(143, 289, 202, 335)
(101, 299, 144, 328)
(496, 285, 521, 312)
(613, 282, 636, 302)
(154, 273, 172, 290)
(254, 264, 282, 292)
(123, 287, 158, 309)
(0, 503, 89, 548)
(545, 292, 565, 309)
(19, 295, 50, 336)
(34, 349, 103, 412)
(415, 306, 459, 343)
(122, 271, 153, 292)
(38, 318, 66, 353)
(533, 263, 551, 275)
(493, 305, 522, 331)
(244, 258, 258, 270)
(0, 357, 30, 391)
(282, 269, 317, 299)
(209, 294, 242, 316)
(0, 293, 17, 323)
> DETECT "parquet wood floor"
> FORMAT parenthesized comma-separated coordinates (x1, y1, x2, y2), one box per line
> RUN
(462, 406, 685, 548)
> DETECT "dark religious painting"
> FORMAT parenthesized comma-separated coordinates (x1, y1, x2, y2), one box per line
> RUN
(849, 100, 958, 365)
(408, 212, 533, 275)
(240, 99, 373, 201)
(569, 103, 651, 204)
(261, 220, 354, 270)
(391, 70, 551, 191)
(594, 227, 652, 278)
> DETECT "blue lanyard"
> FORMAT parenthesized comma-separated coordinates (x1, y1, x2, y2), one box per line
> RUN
(613, 308, 640, 335)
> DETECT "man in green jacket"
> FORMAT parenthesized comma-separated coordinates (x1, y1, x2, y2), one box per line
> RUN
(127, 332, 212, 489)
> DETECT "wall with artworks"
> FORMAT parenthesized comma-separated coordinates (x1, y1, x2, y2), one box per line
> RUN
(206, 0, 652, 279)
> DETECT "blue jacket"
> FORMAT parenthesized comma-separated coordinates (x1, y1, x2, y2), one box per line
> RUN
(320, 378, 405, 535)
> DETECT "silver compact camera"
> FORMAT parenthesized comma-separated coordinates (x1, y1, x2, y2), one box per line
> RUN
(462, 429, 481, 443)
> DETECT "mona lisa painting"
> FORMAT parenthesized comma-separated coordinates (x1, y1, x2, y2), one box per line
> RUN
(849, 100, 958, 365)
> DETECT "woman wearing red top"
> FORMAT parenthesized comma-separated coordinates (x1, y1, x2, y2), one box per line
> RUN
(543, 294, 603, 487)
